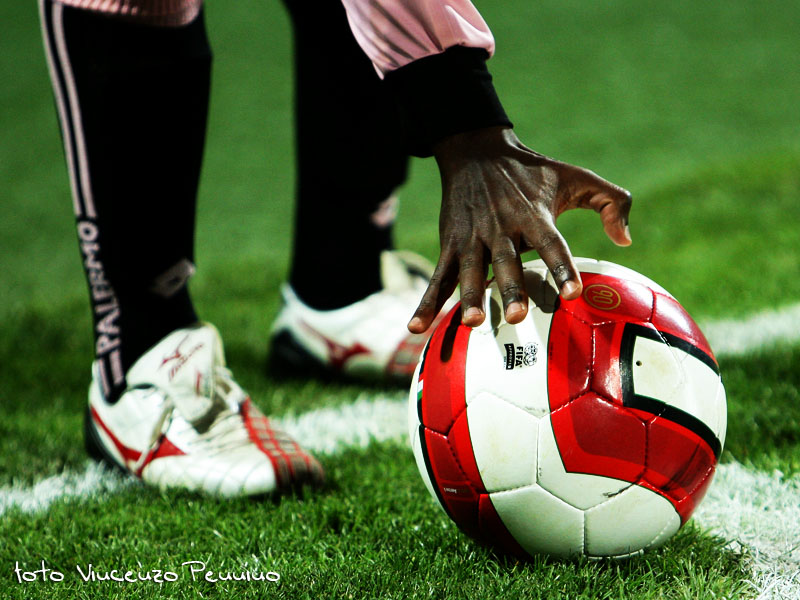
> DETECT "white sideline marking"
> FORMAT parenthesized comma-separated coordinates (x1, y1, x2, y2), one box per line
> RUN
(702, 302, 800, 357)
(694, 463, 800, 599)
(0, 461, 133, 517)
(2, 304, 800, 593)
(277, 395, 408, 455)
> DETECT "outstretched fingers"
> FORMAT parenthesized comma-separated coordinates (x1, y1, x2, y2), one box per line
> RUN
(458, 240, 489, 327)
(531, 225, 582, 301)
(407, 256, 458, 334)
(490, 238, 529, 324)
(407, 237, 532, 332)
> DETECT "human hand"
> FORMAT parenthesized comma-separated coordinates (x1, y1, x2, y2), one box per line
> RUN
(407, 126, 632, 333)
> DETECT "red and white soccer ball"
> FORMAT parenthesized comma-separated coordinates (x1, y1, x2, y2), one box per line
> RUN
(409, 258, 726, 559)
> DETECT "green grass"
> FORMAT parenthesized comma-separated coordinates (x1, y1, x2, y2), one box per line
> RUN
(2, 0, 799, 598)
(722, 345, 800, 475)
(1, 444, 750, 600)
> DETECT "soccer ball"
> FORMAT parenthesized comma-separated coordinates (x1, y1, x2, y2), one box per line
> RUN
(408, 258, 726, 559)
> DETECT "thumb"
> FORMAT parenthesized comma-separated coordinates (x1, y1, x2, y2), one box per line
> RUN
(557, 164, 633, 246)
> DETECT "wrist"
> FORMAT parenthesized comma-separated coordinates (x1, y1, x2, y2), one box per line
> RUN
(434, 125, 514, 156)
(433, 126, 523, 176)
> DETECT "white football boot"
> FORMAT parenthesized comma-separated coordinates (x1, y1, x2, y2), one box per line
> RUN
(269, 250, 454, 382)
(85, 323, 324, 496)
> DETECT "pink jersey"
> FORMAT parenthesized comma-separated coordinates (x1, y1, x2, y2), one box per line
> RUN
(341, 0, 495, 77)
(52, 0, 495, 74)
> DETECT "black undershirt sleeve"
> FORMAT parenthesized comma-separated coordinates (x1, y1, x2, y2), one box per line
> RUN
(384, 46, 513, 157)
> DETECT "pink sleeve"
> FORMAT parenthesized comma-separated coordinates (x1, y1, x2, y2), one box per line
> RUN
(341, 0, 495, 77)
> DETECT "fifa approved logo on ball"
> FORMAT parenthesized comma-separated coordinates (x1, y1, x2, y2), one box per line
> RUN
(503, 342, 538, 370)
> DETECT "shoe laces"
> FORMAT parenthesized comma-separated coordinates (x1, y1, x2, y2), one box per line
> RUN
(133, 365, 252, 471)
(189, 365, 253, 455)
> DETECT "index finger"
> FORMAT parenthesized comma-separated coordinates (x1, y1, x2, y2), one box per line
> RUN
(407, 258, 458, 334)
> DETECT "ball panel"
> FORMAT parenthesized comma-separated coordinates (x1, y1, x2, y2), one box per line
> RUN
(632, 334, 726, 443)
(449, 409, 488, 493)
(409, 359, 443, 509)
(629, 334, 683, 409)
(715, 382, 728, 449)
(419, 427, 482, 537)
(466, 306, 552, 418)
(651, 291, 716, 361)
(584, 484, 680, 558)
(477, 493, 531, 559)
(537, 412, 640, 510)
(467, 393, 539, 493)
(565, 272, 655, 326)
(644, 506, 683, 552)
(410, 424, 443, 512)
(418, 304, 470, 435)
(572, 257, 671, 297)
(490, 484, 584, 558)
(590, 322, 627, 401)
(546, 310, 593, 411)
(549, 394, 647, 485)
(409, 359, 423, 448)
(643, 414, 718, 522)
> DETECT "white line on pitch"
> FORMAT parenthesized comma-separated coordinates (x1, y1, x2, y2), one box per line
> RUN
(694, 462, 800, 599)
(0, 460, 134, 516)
(702, 302, 800, 357)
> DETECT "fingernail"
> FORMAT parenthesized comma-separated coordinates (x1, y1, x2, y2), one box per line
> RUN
(506, 301, 526, 320)
(561, 280, 580, 298)
(624, 225, 632, 242)
(408, 317, 423, 331)
(464, 306, 483, 322)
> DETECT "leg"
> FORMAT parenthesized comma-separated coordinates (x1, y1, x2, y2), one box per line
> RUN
(283, 0, 410, 310)
(39, 0, 324, 494)
(40, 0, 209, 401)
(269, 0, 457, 382)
